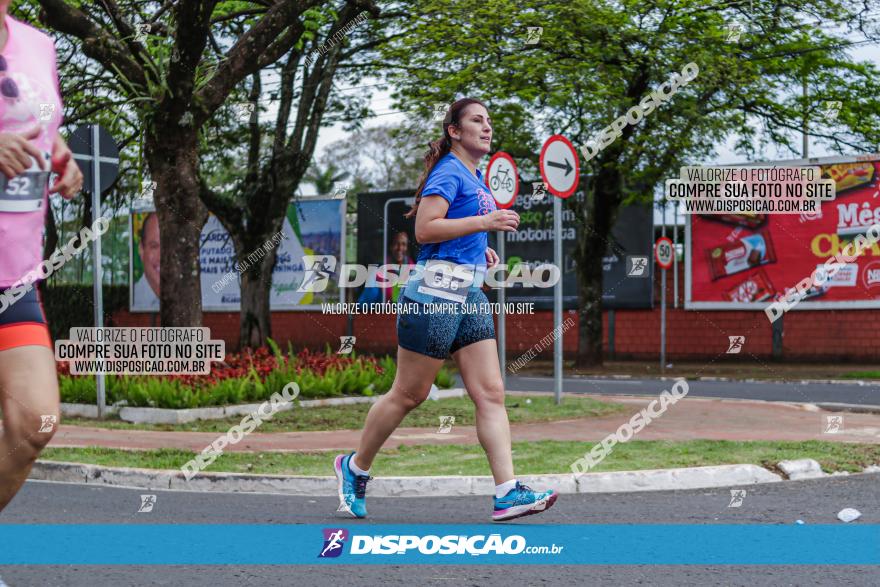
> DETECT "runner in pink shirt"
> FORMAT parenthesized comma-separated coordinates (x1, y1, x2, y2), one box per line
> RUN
(0, 5, 83, 514)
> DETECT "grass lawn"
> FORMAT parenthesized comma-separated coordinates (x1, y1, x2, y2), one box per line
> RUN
(60, 394, 626, 433)
(841, 370, 880, 379)
(39, 440, 880, 477)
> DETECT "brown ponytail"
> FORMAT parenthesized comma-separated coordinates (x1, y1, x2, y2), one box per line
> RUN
(405, 97, 486, 219)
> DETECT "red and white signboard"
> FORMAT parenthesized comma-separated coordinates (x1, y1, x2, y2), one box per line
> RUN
(687, 158, 880, 309)
(485, 151, 519, 209)
(539, 135, 579, 198)
(655, 236, 674, 270)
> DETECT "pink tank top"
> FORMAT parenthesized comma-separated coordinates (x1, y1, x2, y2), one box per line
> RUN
(0, 16, 63, 288)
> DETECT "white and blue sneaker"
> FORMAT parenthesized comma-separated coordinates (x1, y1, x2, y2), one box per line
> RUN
(334, 452, 371, 518)
(492, 481, 557, 522)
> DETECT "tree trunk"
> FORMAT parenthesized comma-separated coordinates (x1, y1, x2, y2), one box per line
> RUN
(238, 241, 277, 349)
(145, 130, 208, 327)
(574, 167, 622, 368)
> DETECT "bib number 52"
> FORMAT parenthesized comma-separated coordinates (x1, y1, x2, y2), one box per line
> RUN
(6, 176, 31, 196)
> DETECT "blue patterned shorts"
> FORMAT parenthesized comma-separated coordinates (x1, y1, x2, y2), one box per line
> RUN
(396, 287, 495, 359)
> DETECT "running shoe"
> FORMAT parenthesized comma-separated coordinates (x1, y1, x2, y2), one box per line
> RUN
(334, 452, 371, 518)
(492, 481, 557, 522)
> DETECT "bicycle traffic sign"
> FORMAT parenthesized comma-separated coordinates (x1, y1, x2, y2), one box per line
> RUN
(539, 135, 579, 198)
(485, 151, 518, 209)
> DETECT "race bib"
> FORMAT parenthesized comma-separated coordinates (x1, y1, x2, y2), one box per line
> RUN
(416, 260, 475, 303)
(0, 154, 50, 213)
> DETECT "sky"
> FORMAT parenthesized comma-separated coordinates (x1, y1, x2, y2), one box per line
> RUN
(301, 32, 880, 226)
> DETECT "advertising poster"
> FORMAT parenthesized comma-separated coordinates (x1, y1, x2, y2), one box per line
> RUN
(686, 158, 880, 309)
(130, 197, 345, 312)
(356, 190, 418, 304)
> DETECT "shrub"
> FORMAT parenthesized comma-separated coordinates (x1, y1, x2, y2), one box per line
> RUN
(57, 342, 453, 409)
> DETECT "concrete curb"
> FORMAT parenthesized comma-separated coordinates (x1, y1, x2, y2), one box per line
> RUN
(30, 461, 786, 497)
(60, 388, 466, 425)
(693, 376, 879, 386)
(563, 374, 880, 385)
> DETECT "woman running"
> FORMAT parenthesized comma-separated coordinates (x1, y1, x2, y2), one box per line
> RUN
(0, 4, 83, 513)
(335, 98, 557, 521)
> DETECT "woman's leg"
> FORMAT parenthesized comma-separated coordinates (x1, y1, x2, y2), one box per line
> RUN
(352, 345, 444, 470)
(0, 345, 60, 512)
(452, 338, 513, 485)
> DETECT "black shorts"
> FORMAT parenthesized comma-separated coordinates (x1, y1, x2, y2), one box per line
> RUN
(0, 286, 51, 350)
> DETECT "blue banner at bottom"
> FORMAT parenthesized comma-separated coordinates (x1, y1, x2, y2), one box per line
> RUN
(0, 524, 877, 565)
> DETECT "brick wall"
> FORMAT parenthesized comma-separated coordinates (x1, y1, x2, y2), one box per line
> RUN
(109, 263, 880, 361)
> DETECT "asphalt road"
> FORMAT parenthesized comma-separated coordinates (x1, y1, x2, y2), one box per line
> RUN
(504, 375, 880, 407)
(0, 474, 877, 586)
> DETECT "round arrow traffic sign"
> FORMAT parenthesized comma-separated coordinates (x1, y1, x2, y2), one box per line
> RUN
(539, 134, 579, 198)
(485, 151, 519, 209)
(655, 236, 674, 270)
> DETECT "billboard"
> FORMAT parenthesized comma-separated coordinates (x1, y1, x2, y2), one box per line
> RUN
(355, 190, 418, 304)
(686, 157, 880, 309)
(130, 197, 345, 312)
(601, 204, 654, 309)
(357, 190, 653, 310)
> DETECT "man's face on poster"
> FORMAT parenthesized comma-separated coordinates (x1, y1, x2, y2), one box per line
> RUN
(390, 232, 409, 264)
(138, 213, 161, 296)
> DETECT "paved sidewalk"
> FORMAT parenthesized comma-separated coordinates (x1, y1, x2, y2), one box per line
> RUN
(47, 394, 880, 452)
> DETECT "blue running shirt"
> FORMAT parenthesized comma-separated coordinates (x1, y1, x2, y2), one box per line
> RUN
(416, 152, 497, 267)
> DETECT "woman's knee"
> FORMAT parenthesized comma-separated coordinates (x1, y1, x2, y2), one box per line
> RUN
(472, 380, 505, 408)
(3, 409, 59, 460)
(389, 382, 431, 411)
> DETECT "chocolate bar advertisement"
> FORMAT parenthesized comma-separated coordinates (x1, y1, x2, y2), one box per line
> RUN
(687, 159, 880, 308)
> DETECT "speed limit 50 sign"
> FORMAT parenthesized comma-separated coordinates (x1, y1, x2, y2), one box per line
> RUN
(655, 237, 674, 270)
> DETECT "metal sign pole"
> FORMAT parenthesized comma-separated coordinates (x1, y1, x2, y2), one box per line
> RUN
(90, 125, 106, 418)
(660, 201, 667, 373)
(673, 201, 679, 308)
(554, 195, 562, 405)
(497, 231, 506, 387)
